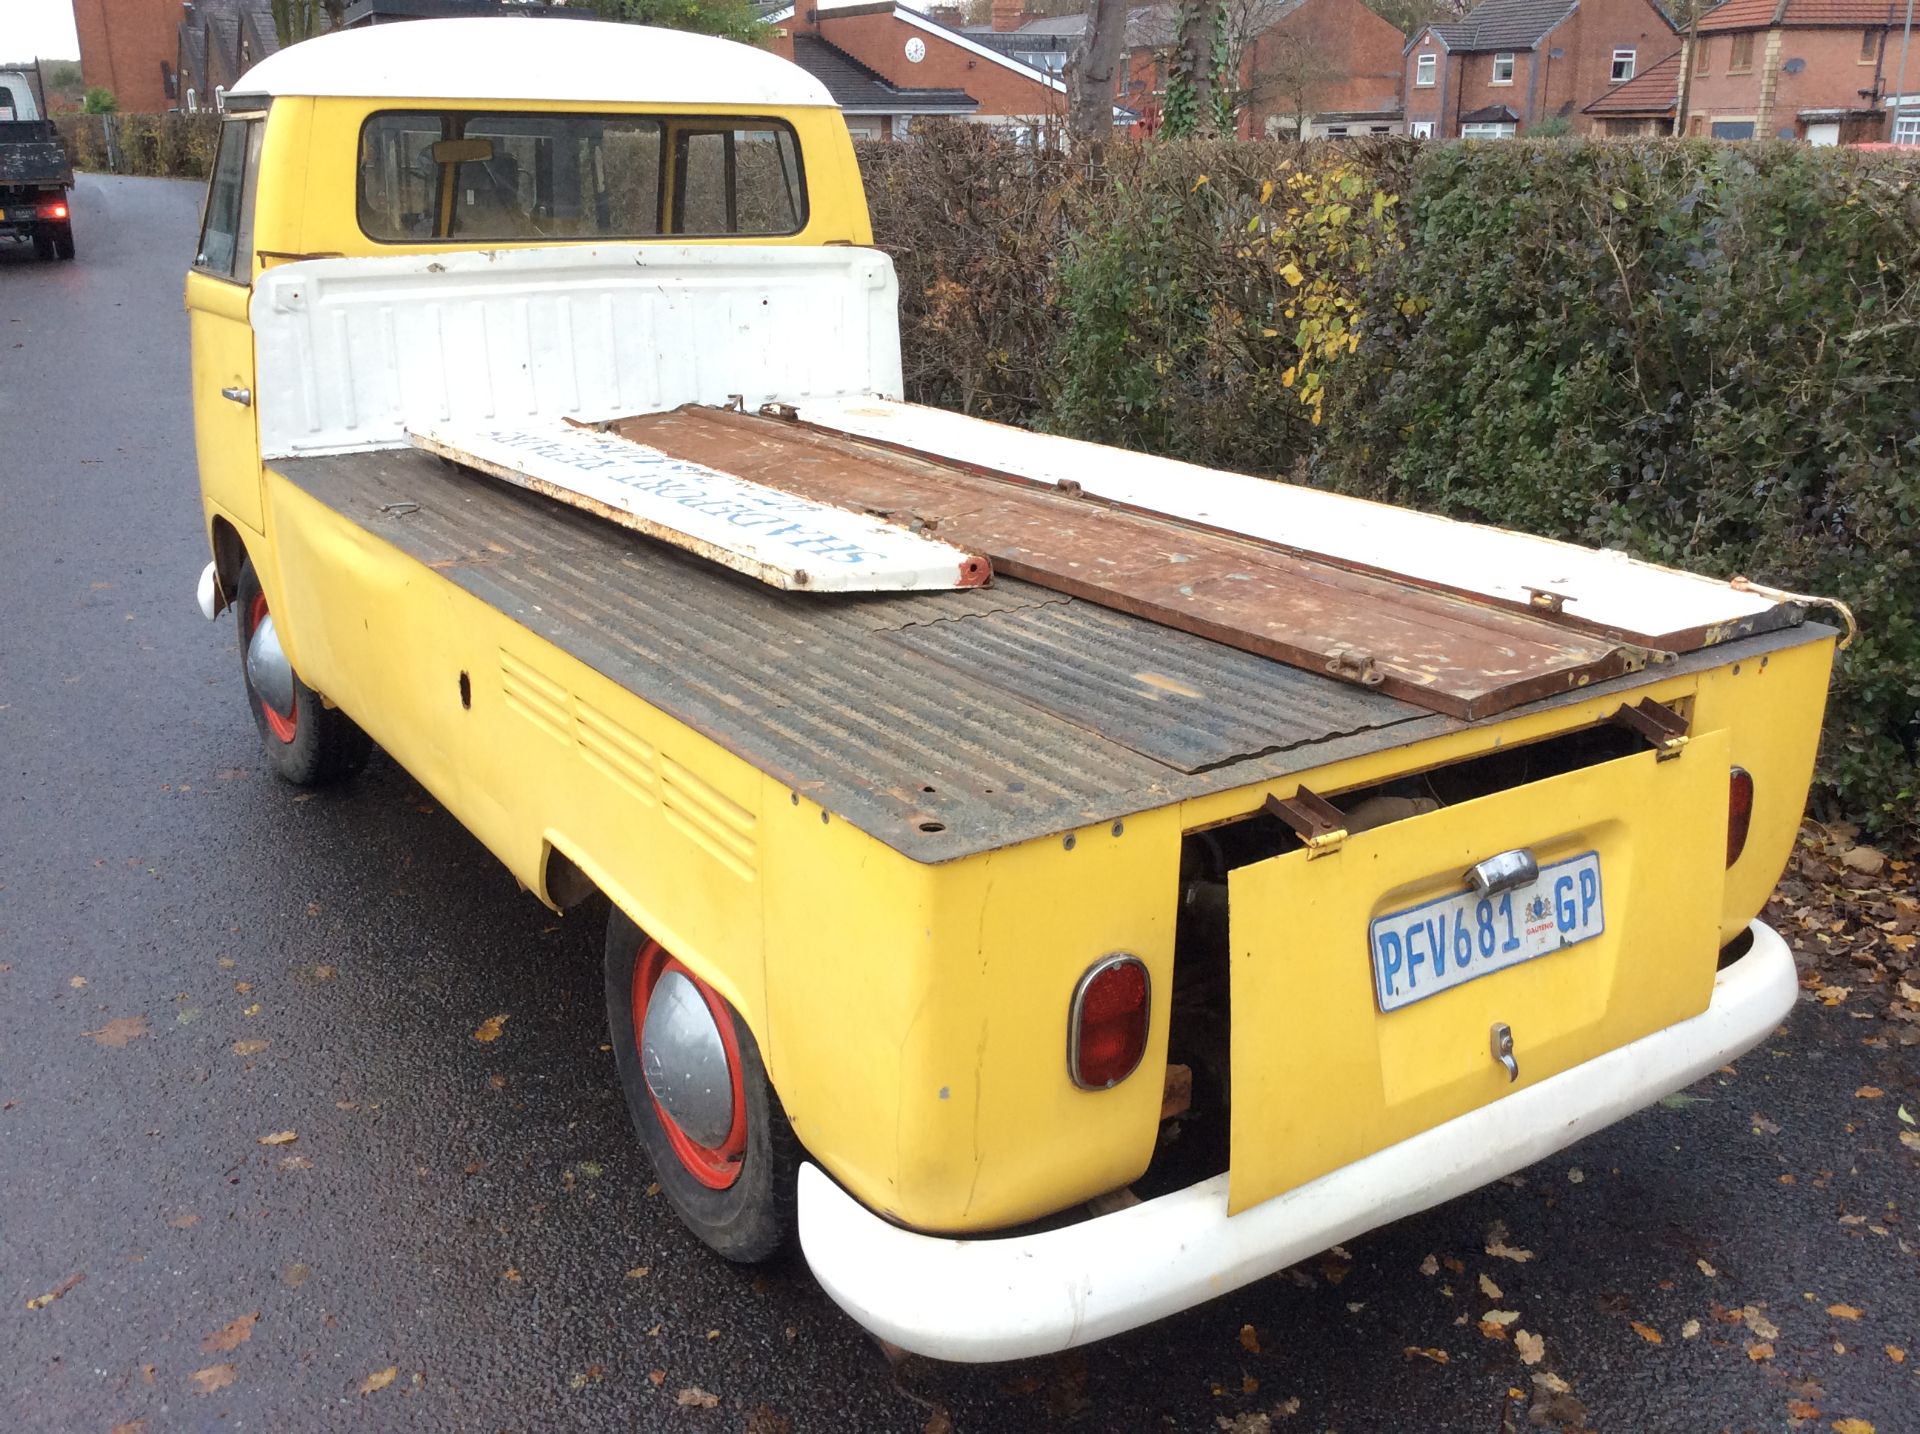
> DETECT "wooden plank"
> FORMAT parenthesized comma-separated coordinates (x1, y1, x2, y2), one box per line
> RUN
(785, 396, 1802, 652)
(604, 406, 1650, 720)
(405, 420, 989, 594)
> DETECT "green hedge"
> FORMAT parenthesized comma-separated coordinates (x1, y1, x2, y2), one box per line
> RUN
(860, 132, 1920, 834)
(56, 112, 221, 178)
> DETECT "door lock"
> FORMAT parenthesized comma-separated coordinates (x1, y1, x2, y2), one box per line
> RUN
(1490, 1022, 1519, 1083)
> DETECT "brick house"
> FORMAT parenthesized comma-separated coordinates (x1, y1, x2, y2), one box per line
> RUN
(71, 0, 182, 111)
(1404, 0, 1681, 137)
(1681, 0, 1912, 143)
(769, 1, 1066, 139)
(984, 0, 1406, 138)
(176, 0, 280, 112)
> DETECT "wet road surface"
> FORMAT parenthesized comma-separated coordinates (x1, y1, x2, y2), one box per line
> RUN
(1, 175, 1915, 1433)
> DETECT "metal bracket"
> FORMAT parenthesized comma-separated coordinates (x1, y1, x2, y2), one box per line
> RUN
(1490, 1022, 1519, 1083)
(1323, 646, 1385, 688)
(1613, 698, 1690, 760)
(1522, 585, 1570, 614)
(1264, 787, 1349, 858)
(758, 401, 800, 421)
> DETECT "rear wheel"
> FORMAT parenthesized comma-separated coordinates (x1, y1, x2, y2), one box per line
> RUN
(233, 558, 371, 786)
(604, 906, 798, 1262)
(31, 231, 53, 261)
(52, 223, 74, 261)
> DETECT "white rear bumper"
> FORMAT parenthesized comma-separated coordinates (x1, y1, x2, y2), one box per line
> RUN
(797, 920, 1798, 1363)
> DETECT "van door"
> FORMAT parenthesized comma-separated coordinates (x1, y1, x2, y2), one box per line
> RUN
(185, 116, 266, 533)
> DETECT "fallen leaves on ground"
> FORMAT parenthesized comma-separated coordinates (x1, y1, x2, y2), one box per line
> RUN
(676, 1387, 720, 1408)
(1239, 1323, 1261, 1353)
(25, 1272, 84, 1310)
(84, 1015, 148, 1047)
(1697, 1258, 1718, 1278)
(1787, 1398, 1820, 1419)
(1681, 1319, 1701, 1339)
(359, 1365, 398, 1396)
(1485, 1221, 1535, 1263)
(1215, 1415, 1270, 1434)
(231, 1039, 269, 1056)
(1402, 1346, 1449, 1364)
(1749, 1342, 1776, 1362)
(1830, 1420, 1876, 1434)
(1630, 1321, 1662, 1345)
(626, 1265, 649, 1279)
(188, 1364, 236, 1395)
(1513, 1330, 1544, 1365)
(257, 1130, 297, 1146)
(1827, 1303, 1863, 1320)
(1886, 1345, 1906, 1363)
(1769, 826, 1920, 1039)
(1742, 1306, 1781, 1340)
(202, 1311, 259, 1353)
(1478, 1273, 1502, 1299)
(1418, 1254, 1439, 1277)
(473, 1014, 509, 1043)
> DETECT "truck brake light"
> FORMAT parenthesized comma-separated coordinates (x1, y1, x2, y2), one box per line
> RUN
(1727, 767, 1753, 866)
(44, 202, 68, 220)
(1069, 954, 1150, 1090)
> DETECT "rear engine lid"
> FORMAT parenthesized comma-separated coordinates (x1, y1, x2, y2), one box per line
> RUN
(1226, 729, 1730, 1214)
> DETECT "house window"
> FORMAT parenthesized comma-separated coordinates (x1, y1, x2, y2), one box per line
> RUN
(1410, 120, 1435, 138)
(1491, 53, 1514, 84)
(1611, 49, 1636, 82)
(1460, 121, 1516, 139)
(1895, 110, 1920, 145)
(1415, 53, 1437, 87)
(1861, 29, 1880, 63)
(1693, 38, 1708, 74)
(1729, 33, 1753, 72)
(1711, 119, 1755, 139)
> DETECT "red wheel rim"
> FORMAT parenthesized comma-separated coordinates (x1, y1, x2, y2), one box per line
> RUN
(247, 591, 298, 744)
(631, 940, 747, 1190)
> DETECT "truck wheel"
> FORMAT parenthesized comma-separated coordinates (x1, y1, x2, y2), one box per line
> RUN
(53, 224, 74, 261)
(233, 558, 372, 786)
(604, 906, 798, 1263)
(32, 232, 54, 261)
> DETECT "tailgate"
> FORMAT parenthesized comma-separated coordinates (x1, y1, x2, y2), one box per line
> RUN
(1226, 730, 1729, 1214)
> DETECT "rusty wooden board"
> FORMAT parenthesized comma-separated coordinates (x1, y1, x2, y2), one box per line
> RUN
(601, 406, 1652, 720)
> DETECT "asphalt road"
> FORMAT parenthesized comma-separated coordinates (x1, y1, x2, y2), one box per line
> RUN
(2, 174, 1914, 1434)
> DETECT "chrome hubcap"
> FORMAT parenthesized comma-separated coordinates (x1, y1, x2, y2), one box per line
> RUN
(641, 970, 734, 1147)
(246, 611, 295, 720)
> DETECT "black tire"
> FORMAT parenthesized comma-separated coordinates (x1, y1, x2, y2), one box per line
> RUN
(32, 231, 53, 261)
(604, 905, 799, 1263)
(233, 558, 372, 787)
(53, 223, 74, 261)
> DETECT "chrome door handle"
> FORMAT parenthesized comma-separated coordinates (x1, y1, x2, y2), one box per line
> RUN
(221, 386, 252, 406)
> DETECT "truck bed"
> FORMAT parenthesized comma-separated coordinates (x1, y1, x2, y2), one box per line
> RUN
(273, 447, 1820, 862)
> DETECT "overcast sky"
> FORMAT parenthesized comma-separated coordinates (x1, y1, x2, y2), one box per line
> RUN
(3, 0, 82, 61)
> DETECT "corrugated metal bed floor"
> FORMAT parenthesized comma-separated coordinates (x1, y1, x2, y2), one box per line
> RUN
(272, 448, 1805, 862)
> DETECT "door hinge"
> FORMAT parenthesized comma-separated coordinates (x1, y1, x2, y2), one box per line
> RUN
(1613, 697, 1690, 760)
(1265, 786, 1348, 858)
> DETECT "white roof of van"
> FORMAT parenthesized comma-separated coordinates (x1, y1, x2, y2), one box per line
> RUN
(230, 17, 836, 108)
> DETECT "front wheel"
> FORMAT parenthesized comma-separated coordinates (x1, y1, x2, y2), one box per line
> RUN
(604, 906, 798, 1262)
(233, 558, 371, 786)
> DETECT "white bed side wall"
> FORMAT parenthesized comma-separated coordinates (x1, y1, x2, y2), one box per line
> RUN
(250, 244, 903, 460)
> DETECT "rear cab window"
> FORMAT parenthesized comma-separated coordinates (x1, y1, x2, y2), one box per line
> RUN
(356, 110, 806, 243)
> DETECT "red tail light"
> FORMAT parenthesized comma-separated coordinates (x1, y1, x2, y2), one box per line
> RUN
(1727, 767, 1753, 866)
(1068, 955, 1150, 1090)
(45, 202, 68, 220)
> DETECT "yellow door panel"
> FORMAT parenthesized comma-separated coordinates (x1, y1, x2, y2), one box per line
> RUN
(186, 272, 262, 532)
(1227, 731, 1729, 1214)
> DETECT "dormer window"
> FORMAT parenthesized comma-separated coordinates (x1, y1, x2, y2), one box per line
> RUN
(1491, 53, 1514, 84)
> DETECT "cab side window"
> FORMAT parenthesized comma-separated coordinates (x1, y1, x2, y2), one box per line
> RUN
(196, 117, 263, 281)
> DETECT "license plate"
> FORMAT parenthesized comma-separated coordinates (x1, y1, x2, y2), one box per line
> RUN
(1369, 852, 1604, 1012)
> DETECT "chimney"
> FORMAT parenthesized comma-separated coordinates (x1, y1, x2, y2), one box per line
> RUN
(991, 0, 1025, 32)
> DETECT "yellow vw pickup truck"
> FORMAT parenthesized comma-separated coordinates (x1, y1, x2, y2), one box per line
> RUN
(188, 18, 1834, 1362)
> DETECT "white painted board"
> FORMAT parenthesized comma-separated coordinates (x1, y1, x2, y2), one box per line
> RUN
(787, 397, 1792, 648)
(407, 420, 989, 594)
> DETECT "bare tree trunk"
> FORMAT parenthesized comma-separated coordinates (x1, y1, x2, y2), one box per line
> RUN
(1068, 0, 1128, 149)
(1177, 0, 1221, 136)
